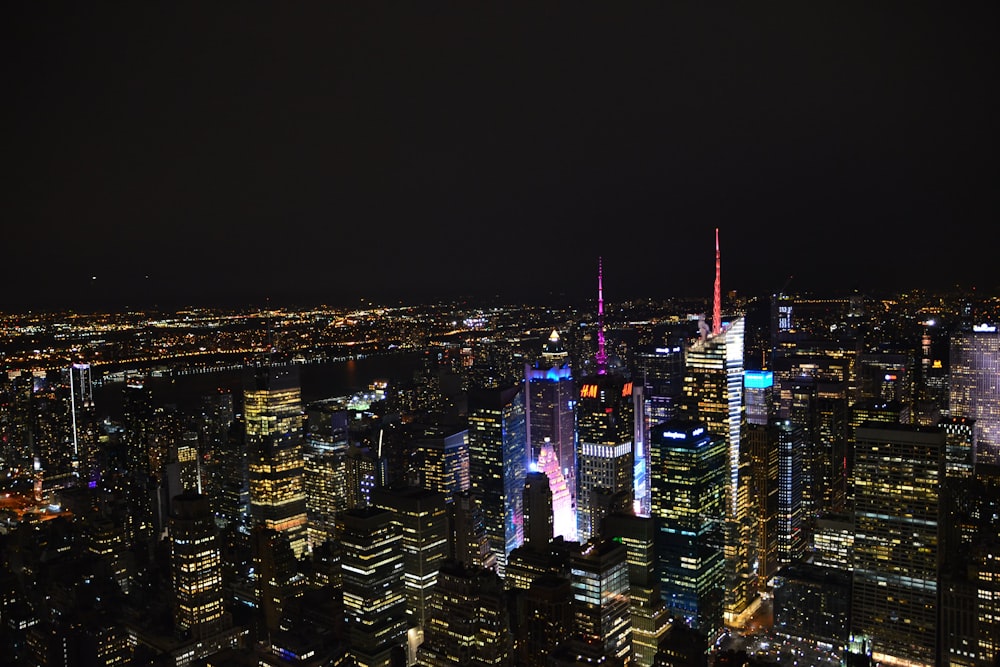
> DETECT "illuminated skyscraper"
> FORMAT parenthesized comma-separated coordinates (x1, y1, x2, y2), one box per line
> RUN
(304, 404, 350, 549)
(372, 487, 450, 637)
(679, 229, 750, 625)
(535, 441, 575, 542)
(576, 257, 635, 544)
(649, 419, 726, 644)
(244, 365, 308, 559)
(169, 491, 227, 638)
(950, 323, 1000, 466)
(525, 329, 577, 507)
(602, 513, 671, 667)
(570, 538, 633, 665)
(68, 362, 99, 486)
(777, 419, 805, 566)
(415, 559, 513, 667)
(743, 371, 779, 592)
(340, 506, 408, 667)
(468, 383, 528, 578)
(411, 418, 470, 501)
(851, 423, 943, 667)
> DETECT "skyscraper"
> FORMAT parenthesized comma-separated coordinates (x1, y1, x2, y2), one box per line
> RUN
(304, 403, 350, 549)
(776, 419, 805, 567)
(468, 382, 528, 578)
(570, 538, 633, 665)
(602, 513, 671, 667)
(169, 491, 227, 638)
(679, 229, 750, 625)
(851, 423, 943, 667)
(340, 506, 408, 667)
(950, 323, 1000, 466)
(244, 365, 308, 559)
(525, 329, 577, 506)
(411, 417, 470, 501)
(534, 441, 575, 542)
(415, 559, 513, 667)
(522, 471, 554, 549)
(649, 418, 726, 644)
(576, 257, 635, 545)
(371, 486, 450, 638)
(68, 362, 99, 486)
(743, 371, 779, 593)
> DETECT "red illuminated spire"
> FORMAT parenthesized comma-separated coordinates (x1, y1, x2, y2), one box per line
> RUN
(713, 227, 722, 336)
(596, 257, 607, 374)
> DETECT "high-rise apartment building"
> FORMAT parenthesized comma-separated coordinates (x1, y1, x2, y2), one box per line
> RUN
(244, 365, 308, 559)
(468, 383, 528, 578)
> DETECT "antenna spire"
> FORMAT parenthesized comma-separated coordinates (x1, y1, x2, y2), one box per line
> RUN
(712, 228, 722, 336)
(596, 257, 607, 374)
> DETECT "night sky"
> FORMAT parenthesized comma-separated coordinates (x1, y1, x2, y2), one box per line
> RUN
(5, 3, 999, 312)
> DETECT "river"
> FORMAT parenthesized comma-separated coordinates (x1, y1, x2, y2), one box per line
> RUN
(93, 350, 432, 418)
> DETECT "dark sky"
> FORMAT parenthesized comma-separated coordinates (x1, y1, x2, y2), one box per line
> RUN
(5, 2, 999, 312)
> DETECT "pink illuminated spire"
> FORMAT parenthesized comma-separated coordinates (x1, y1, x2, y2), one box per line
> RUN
(712, 228, 722, 336)
(596, 257, 607, 374)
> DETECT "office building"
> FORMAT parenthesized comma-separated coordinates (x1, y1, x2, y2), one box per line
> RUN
(304, 404, 350, 549)
(415, 559, 513, 667)
(169, 491, 228, 639)
(950, 324, 1000, 466)
(244, 365, 308, 559)
(535, 440, 576, 542)
(649, 419, 726, 644)
(679, 230, 750, 624)
(570, 538, 633, 665)
(851, 423, 944, 667)
(602, 513, 671, 667)
(371, 486, 450, 635)
(340, 506, 408, 667)
(525, 330, 577, 505)
(468, 383, 528, 578)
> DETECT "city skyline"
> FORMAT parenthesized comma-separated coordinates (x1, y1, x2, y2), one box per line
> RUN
(6, 3, 999, 313)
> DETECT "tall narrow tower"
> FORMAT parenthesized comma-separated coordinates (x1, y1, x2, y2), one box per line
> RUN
(468, 383, 528, 578)
(680, 230, 752, 629)
(244, 364, 308, 559)
(576, 259, 635, 544)
(596, 256, 608, 373)
(713, 227, 722, 336)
